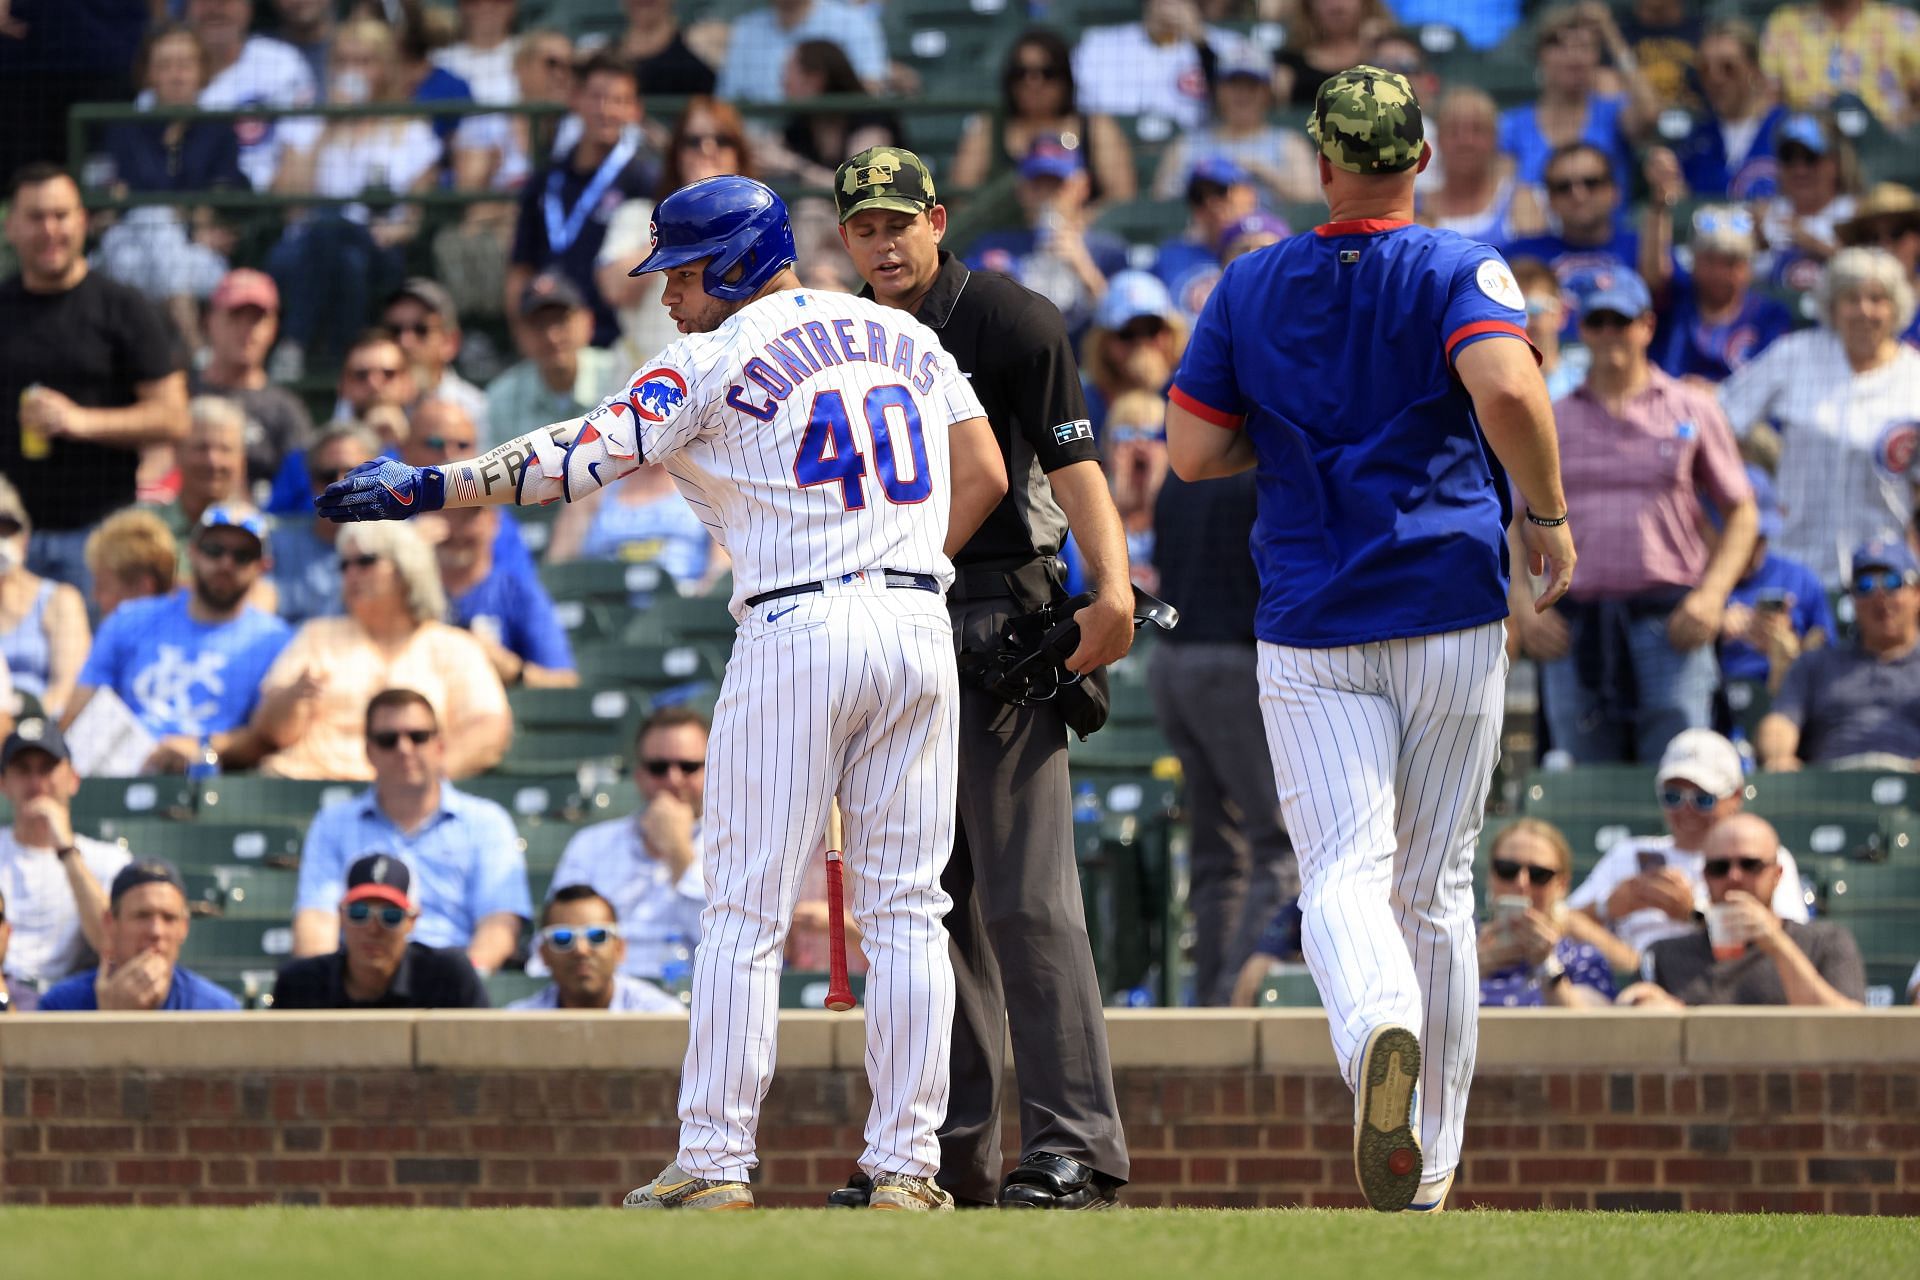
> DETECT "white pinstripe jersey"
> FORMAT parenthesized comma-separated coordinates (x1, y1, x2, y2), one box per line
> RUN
(600, 289, 985, 617)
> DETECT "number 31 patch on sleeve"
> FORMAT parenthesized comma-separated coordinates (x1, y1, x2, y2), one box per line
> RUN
(1053, 419, 1094, 446)
(1475, 260, 1527, 311)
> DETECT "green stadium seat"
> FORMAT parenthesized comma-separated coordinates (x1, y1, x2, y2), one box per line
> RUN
(1820, 900, 1920, 967)
(575, 639, 723, 690)
(1751, 809, 1888, 863)
(520, 822, 588, 887)
(539, 559, 675, 604)
(549, 600, 641, 643)
(780, 970, 861, 1010)
(69, 776, 197, 825)
(179, 915, 296, 976)
(1069, 724, 1174, 770)
(484, 969, 549, 1008)
(494, 726, 627, 777)
(1107, 680, 1158, 728)
(198, 776, 358, 822)
(211, 864, 301, 919)
(631, 592, 738, 643)
(1256, 965, 1324, 1008)
(1808, 857, 1920, 909)
(1523, 766, 1663, 820)
(507, 685, 641, 732)
(1093, 196, 1189, 247)
(90, 819, 305, 871)
(1746, 768, 1918, 815)
(460, 774, 587, 821)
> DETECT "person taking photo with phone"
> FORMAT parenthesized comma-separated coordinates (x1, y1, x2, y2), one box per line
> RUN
(1477, 820, 1616, 1008)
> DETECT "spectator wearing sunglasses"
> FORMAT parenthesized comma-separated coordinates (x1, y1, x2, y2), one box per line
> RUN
(252, 523, 512, 781)
(1500, 143, 1641, 341)
(1078, 272, 1187, 443)
(265, 329, 414, 519)
(1755, 113, 1860, 294)
(1476, 820, 1615, 1008)
(486, 273, 626, 454)
(274, 852, 489, 1009)
(1640, 197, 1794, 385)
(1152, 46, 1318, 209)
(1717, 248, 1920, 589)
(381, 279, 491, 445)
(400, 400, 536, 579)
(543, 707, 707, 986)
(291, 689, 528, 972)
(1100, 391, 1168, 595)
(507, 884, 684, 1012)
(1758, 539, 1920, 771)
(1566, 729, 1810, 970)
(1619, 814, 1865, 1008)
(267, 425, 378, 626)
(1520, 270, 1758, 764)
(1835, 184, 1920, 348)
(965, 135, 1130, 337)
(140, 398, 277, 607)
(63, 505, 290, 774)
(949, 29, 1135, 211)
(38, 860, 240, 1012)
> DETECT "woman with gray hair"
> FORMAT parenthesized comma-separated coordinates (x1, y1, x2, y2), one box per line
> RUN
(1719, 247, 1920, 587)
(0, 476, 91, 717)
(250, 519, 510, 780)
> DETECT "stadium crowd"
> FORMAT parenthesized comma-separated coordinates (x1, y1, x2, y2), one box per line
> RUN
(2, 0, 1920, 1016)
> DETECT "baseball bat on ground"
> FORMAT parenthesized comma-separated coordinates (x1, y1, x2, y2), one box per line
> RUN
(823, 801, 855, 1012)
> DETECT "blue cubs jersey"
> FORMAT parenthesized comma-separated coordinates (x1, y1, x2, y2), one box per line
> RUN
(78, 593, 294, 739)
(1171, 219, 1530, 648)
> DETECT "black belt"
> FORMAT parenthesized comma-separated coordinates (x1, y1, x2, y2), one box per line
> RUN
(745, 569, 940, 609)
(945, 557, 1061, 606)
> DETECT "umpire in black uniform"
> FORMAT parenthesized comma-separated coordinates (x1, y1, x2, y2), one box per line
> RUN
(830, 146, 1133, 1209)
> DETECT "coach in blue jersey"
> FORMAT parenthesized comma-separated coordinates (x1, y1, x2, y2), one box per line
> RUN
(1166, 66, 1576, 1215)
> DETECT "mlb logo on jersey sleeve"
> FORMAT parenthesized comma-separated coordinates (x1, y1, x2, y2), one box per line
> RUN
(1053, 419, 1093, 446)
(630, 368, 690, 422)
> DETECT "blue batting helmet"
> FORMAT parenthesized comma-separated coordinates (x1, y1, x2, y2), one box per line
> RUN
(630, 175, 797, 301)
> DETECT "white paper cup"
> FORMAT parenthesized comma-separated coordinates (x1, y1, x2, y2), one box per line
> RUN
(1705, 903, 1746, 962)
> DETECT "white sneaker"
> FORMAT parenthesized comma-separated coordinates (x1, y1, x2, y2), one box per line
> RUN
(1352, 1024, 1423, 1212)
(1409, 1170, 1454, 1213)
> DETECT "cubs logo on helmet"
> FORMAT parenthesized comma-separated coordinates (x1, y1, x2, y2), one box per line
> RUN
(630, 368, 689, 423)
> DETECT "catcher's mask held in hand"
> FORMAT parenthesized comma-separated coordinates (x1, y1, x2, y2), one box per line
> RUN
(960, 585, 1180, 708)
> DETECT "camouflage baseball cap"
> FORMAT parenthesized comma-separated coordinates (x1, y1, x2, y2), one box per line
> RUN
(834, 146, 938, 224)
(1307, 65, 1425, 175)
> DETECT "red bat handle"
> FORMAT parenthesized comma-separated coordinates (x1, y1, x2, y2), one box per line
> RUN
(824, 847, 855, 1011)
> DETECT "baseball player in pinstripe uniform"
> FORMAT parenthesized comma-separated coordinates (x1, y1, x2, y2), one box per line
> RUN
(318, 176, 1010, 1212)
(1166, 68, 1577, 1212)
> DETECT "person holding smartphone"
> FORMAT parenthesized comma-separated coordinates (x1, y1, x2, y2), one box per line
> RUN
(1718, 466, 1832, 700)
(1477, 820, 1616, 1008)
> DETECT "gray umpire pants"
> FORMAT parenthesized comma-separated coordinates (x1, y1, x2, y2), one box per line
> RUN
(1148, 642, 1299, 1005)
(938, 594, 1129, 1203)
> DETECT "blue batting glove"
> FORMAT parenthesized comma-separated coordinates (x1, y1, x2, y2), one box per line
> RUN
(317, 459, 446, 522)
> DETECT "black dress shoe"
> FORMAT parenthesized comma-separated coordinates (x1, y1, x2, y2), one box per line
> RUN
(826, 1172, 871, 1208)
(998, 1153, 1122, 1210)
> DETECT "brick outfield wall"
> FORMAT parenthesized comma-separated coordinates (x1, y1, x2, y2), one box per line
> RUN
(2, 1011, 1918, 1213)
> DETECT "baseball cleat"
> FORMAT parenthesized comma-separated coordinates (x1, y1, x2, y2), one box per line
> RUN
(868, 1173, 955, 1211)
(621, 1161, 754, 1210)
(998, 1153, 1121, 1210)
(1408, 1170, 1454, 1213)
(1352, 1023, 1423, 1212)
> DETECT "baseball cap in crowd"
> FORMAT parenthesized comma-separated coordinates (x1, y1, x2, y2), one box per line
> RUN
(1308, 65, 1425, 175)
(1019, 134, 1084, 182)
(1095, 270, 1176, 331)
(1216, 46, 1273, 84)
(195, 503, 270, 555)
(344, 853, 414, 910)
(1746, 465, 1784, 542)
(1574, 268, 1652, 322)
(209, 268, 279, 314)
(1656, 729, 1744, 801)
(385, 277, 459, 328)
(1691, 205, 1757, 258)
(0, 716, 69, 770)
(1185, 155, 1252, 204)
(1219, 211, 1291, 257)
(833, 146, 938, 224)
(1776, 113, 1830, 158)
(1850, 537, 1919, 580)
(519, 271, 587, 319)
(110, 859, 187, 908)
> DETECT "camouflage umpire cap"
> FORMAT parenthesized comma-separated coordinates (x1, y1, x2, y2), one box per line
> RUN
(1308, 65, 1425, 175)
(834, 146, 938, 224)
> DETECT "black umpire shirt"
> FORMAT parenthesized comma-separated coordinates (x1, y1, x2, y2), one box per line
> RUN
(867, 251, 1101, 568)
(271, 943, 490, 1010)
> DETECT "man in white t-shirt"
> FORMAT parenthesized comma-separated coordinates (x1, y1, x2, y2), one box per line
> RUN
(1567, 728, 1807, 966)
(0, 719, 130, 992)
(1072, 0, 1259, 130)
(187, 0, 319, 191)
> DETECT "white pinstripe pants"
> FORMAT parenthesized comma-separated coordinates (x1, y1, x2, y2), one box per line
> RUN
(1256, 621, 1505, 1178)
(676, 583, 958, 1181)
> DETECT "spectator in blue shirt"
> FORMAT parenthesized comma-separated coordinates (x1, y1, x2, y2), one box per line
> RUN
(434, 501, 577, 688)
(1719, 466, 1833, 697)
(715, 0, 888, 104)
(1641, 198, 1795, 384)
(269, 424, 377, 625)
(290, 687, 531, 972)
(1497, 4, 1658, 194)
(1477, 820, 1616, 1008)
(65, 504, 292, 773)
(1153, 158, 1259, 322)
(38, 860, 241, 1011)
(1503, 142, 1642, 339)
(964, 134, 1129, 336)
(1663, 20, 1786, 202)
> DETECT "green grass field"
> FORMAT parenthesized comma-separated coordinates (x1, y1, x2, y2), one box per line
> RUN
(5, 1208, 1918, 1280)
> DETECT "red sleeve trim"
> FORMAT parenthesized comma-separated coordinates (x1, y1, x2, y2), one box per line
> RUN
(1445, 320, 1537, 364)
(1169, 384, 1245, 430)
